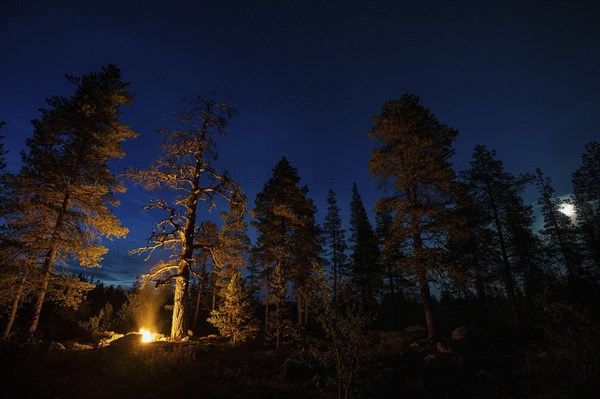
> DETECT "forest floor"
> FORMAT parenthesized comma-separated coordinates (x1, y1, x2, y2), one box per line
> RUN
(0, 331, 596, 399)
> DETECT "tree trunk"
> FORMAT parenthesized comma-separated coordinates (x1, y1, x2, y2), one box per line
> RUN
(171, 262, 190, 340)
(28, 194, 71, 340)
(484, 176, 521, 326)
(3, 271, 28, 339)
(413, 226, 435, 339)
(417, 268, 435, 339)
(28, 254, 55, 339)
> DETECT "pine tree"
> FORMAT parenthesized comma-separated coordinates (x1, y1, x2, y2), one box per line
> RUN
(323, 190, 348, 301)
(504, 185, 544, 300)
(128, 97, 241, 340)
(216, 189, 250, 275)
(252, 157, 319, 326)
(572, 142, 600, 273)
(349, 183, 380, 315)
(4, 65, 136, 339)
(535, 168, 579, 282)
(368, 94, 460, 338)
(461, 145, 533, 325)
(207, 270, 257, 344)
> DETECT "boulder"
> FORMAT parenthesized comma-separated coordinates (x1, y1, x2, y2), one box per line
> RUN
(98, 332, 124, 348)
(48, 341, 65, 352)
(72, 342, 94, 350)
(451, 326, 469, 341)
(402, 325, 428, 341)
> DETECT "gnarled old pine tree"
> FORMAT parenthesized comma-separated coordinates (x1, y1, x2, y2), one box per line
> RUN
(128, 98, 241, 340)
(368, 94, 460, 339)
(3, 66, 137, 339)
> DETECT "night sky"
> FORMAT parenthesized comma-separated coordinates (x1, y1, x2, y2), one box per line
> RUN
(1, 1, 598, 287)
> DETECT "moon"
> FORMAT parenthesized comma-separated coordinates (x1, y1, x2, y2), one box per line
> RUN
(559, 203, 575, 217)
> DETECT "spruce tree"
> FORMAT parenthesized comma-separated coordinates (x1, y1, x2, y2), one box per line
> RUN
(207, 270, 257, 344)
(323, 190, 348, 301)
(349, 183, 380, 315)
(368, 94, 459, 338)
(4, 65, 136, 339)
(216, 189, 250, 275)
(128, 97, 241, 340)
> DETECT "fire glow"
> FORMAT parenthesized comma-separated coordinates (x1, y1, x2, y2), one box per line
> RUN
(139, 328, 158, 343)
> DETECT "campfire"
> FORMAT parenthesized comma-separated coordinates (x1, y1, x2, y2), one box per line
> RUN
(139, 328, 159, 343)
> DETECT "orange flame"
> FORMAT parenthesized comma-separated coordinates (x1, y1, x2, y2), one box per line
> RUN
(139, 328, 157, 343)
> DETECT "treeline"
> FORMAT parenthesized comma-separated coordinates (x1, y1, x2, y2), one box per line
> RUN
(0, 66, 599, 353)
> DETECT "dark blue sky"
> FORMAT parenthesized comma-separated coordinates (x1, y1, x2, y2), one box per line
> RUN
(1, 1, 598, 286)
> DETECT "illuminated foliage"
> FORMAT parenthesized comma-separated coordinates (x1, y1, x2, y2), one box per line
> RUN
(3, 65, 136, 339)
(208, 271, 257, 344)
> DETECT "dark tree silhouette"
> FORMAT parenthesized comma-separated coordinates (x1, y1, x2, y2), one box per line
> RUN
(368, 94, 460, 339)
(323, 189, 348, 301)
(349, 183, 379, 315)
(252, 157, 320, 326)
(572, 142, 600, 274)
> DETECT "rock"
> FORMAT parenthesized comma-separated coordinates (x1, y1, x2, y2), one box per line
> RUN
(98, 332, 124, 348)
(72, 342, 94, 350)
(436, 342, 453, 353)
(451, 326, 469, 341)
(402, 325, 427, 341)
(48, 341, 65, 352)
